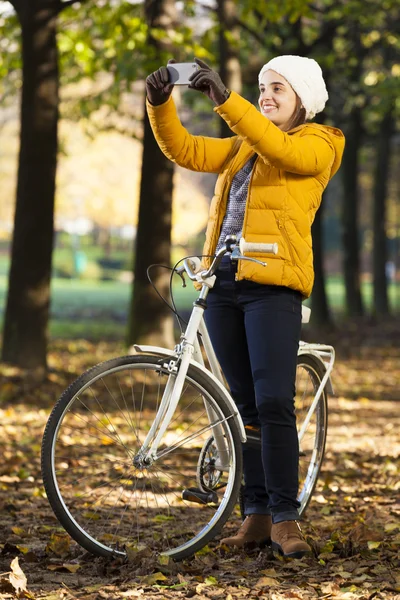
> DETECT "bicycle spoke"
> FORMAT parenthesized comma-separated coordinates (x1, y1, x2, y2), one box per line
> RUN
(55, 455, 130, 468)
(95, 383, 136, 457)
(117, 374, 141, 446)
(101, 377, 138, 441)
(82, 476, 128, 536)
(73, 396, 135, 458)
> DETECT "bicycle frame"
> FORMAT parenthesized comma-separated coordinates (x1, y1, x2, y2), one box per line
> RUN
(133, 284, 335, 468)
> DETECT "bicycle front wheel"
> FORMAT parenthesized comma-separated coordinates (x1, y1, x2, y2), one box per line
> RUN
(41, 354, 243, 560)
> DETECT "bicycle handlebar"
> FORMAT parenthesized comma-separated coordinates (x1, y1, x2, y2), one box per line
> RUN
(178, 236, 279, 283)
(239, 239, 278, 256)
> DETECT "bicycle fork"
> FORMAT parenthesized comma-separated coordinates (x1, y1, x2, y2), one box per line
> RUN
(132, 344, 193, 468)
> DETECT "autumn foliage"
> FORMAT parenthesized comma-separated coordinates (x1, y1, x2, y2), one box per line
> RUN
(0, 320, 399, 599)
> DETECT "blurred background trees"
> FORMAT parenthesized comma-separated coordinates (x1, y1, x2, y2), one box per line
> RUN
(0, 0, 399, 369)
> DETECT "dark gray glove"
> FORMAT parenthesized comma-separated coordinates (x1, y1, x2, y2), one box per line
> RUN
(188, 58, 230, 106)
(146, 59, 176, 106)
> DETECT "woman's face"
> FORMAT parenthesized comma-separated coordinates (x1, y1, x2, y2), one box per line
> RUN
(258, 70, 298, 130)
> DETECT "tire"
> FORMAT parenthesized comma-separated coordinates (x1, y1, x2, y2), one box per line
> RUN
(41, 354, 243, 560)
(238, 353, 328, 519)
(295, 353, 328, 515)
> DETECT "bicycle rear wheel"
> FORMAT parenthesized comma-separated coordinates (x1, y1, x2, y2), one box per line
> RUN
(41, 354, 243, 560)
(296, 353, 328, 515)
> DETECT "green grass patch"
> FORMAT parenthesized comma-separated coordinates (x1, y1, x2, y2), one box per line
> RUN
(49, 318, 127, 340)
(0, 273, 398, 342)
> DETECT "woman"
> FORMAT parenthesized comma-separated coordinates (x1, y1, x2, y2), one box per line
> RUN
(146, 55, 345, 558)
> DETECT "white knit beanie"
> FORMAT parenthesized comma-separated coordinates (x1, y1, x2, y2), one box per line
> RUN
(258, 55, 328, 120)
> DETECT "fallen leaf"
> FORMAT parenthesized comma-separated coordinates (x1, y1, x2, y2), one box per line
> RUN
(158, 554, 170, 566)
(321, 581, 341, 595)
(47, 563, 81, 573)
(260, 568, 278, 576)
(21, 551, 39, 563)
(140, 572, 167, 585)
(319, 540, 335, 554)
(126, 544, 151, 562)
(367, 540, 381, 550)
(340, 585, 359, 593)
(254, 576, 279, 588)
(384, 522, 399, 532)
(9, 556, 27, 594)
(12, 527, 28, 538)
(196, 544, 214, 556)
(314, 494, 328, 504)
(45, 533, 71, 557)
(338, 571, 353, 579)
(2, 542, 22, 555)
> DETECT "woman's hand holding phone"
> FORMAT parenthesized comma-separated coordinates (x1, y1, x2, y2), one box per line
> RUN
(188, 58, 230, 106)
(145, 59, 176, 106)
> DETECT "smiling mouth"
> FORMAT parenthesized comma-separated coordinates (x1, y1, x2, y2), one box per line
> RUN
(262, 105, 277, 111)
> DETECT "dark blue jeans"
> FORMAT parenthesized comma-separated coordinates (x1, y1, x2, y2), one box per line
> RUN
(204, 258, 302, 523)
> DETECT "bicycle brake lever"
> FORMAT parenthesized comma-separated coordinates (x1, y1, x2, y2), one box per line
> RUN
(177, 271, 186, 287)
(231, 248, 267, 267)
(241, 256, 267, 267)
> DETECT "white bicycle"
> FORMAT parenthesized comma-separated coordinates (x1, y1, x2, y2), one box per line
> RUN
(41, 237, 334, 560)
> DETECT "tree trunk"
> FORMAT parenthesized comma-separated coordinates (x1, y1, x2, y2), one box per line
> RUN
(341, 106, 364, 317)
(1, 1, 59, 369)
(127, 0, 177, 348)
(310, 111, 332, 326)
(311, 204, 332, 326)
(372, 105, 394, 316)
(217, 0, 242, 138)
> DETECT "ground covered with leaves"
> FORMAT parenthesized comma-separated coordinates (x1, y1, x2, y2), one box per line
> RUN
(0, 319, 399, 600)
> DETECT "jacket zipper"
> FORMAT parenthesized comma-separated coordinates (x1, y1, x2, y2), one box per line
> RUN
(236, 155, 259, 281)
(278, 218, 296, 266)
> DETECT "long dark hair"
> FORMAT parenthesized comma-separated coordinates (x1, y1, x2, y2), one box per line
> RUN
(284, 94, 307, 132)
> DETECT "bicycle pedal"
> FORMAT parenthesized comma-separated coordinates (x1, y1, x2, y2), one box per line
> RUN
(182, 487, 219, 505)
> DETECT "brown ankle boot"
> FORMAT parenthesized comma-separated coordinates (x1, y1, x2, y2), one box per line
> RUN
(271, 521, 312, 558)
(220, 515, 272, 548)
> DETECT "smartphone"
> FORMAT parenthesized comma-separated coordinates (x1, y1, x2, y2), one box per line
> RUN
(167, 62, 198, 86)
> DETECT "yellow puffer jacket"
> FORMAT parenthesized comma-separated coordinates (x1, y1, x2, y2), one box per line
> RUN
(147, 91, 345, 298)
